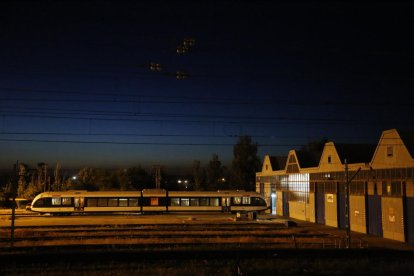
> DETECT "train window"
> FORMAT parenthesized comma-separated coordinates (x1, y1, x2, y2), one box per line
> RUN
(150, 198, 159, 206)
(170, 198, 180, 206)
(62, 197, 72, 206)
(181, 198, 190, 206)
(52, 197, 62, 206)
(199, 198, 209, 206)
(108, 198, 118, 207)
(242, 197, 251, 205)
(87, 198, 98, 207)
(190, 198, 199, 206)
(98, 198, 108, 207)
(33, 198, 49, 207)
(119, 198, 128, 207)
(233, 197, 241, 205)
(210, 198, 219, 206)
(129, 198, 139, 206)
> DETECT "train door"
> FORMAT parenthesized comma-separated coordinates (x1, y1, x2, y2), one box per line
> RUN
(74, 197, 84, 212)
(222, 197, 231, 212)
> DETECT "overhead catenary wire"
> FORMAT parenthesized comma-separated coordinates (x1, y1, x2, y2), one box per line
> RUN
(0, 138, 304, 147)
(0, 112, 401, 126)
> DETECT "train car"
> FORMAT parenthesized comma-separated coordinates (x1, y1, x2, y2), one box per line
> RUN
(167, 190, 267, 213)
(31, 190, 268, 215)
(141, 189, 167, 213)
(31, 190, 141, 214)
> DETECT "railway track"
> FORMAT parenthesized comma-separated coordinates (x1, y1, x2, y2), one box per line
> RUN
(0, 222, 361, 249)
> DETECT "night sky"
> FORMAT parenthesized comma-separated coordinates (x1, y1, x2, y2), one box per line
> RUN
(1, 0, 413, 171)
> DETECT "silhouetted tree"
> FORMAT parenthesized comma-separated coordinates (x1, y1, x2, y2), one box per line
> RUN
(36, 163, 47, 191)
(231, 135, 260, 191)
(17, 163, 28, 197)
(192, 160, 204, 191)
(126, 166, 152, 190)
(53, 162, 62, 191)
(206, 154, 223, 191)
(76, 167, 99, 190)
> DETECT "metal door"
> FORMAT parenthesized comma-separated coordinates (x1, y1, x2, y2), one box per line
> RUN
(405, 197, 414, 243)
(367, 195, 383, 236)
(316, 184, 325, 224)
(282, 192, 289, 217)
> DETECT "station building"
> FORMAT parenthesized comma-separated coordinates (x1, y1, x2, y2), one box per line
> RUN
(256, 129, 414, 243)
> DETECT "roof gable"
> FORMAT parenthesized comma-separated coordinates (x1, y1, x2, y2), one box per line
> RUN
(261, 155, 287, 173)
(371, 129, 414, 168)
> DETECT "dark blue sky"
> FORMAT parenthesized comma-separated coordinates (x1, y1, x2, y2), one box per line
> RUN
(1, 0, 413, 171)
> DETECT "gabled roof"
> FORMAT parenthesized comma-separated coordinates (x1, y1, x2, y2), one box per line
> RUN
(269, 156, 287, 171)
(398, 130, 414, 158)
(335, 143, 376, 164)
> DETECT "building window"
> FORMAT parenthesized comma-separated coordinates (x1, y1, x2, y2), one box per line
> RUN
(260, 183, 264, 195)
(387, 146, 393, 157)
(383, 181, 402, 196)
(328, 156, 331, 164)
(266, 164, 268, 170)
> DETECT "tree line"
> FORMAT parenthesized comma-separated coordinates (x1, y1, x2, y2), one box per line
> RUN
(1, 136, 261, 200)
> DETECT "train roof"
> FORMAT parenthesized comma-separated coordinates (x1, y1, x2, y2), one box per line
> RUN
(168, 190, 261, 197)
(33, 190, 262, 198)
(34, 191, 141, 198)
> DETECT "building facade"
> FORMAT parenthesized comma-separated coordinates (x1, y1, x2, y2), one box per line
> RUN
(256, 129, 414, 243)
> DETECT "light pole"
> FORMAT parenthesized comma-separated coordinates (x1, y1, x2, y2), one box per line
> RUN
(344, 159, 361, 248)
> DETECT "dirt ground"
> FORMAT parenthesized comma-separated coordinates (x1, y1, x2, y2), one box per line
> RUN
(1, 210, 413, 251)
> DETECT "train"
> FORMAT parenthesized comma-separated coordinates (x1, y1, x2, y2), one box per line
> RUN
(30, 189, 268, 215)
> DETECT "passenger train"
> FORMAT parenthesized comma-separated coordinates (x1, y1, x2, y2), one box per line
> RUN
(30, 189, 268, 215)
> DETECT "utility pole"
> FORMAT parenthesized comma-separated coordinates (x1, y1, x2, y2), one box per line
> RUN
(10, 161, 18, 247)
(44, 163, 48, 192)
(344, 159, 351, 248)
(152, 165, 161, 189)
(344, 159, 361, 249)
